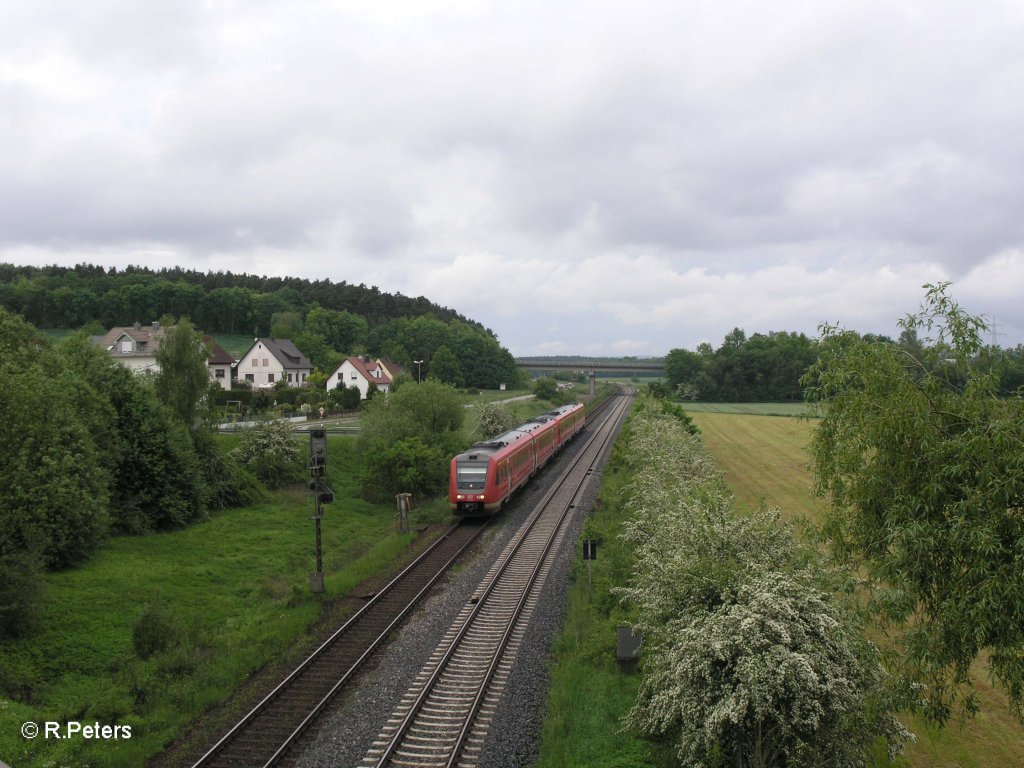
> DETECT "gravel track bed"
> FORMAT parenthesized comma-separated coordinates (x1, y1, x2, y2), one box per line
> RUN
(296, 408, 624, 768)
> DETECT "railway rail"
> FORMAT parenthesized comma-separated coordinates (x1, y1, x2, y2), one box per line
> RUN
(190, 390, 625, 768)
(359, 390, 634, 768)
(191, 519, 489, 768)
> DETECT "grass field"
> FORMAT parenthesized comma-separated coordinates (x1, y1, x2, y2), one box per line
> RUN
(207, 332, 259, 358)
(691, 411, 1024, 768)
(681, 401, 821, 417)
(0, 436, 449, 768)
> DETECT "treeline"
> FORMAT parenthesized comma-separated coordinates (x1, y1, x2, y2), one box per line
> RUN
(0, 262, 480, 337)
(0, 262, 522, 390)
(656, 326, 1024, 402)
(0, 310, 288, 637)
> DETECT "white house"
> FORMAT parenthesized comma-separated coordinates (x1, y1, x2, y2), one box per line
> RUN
(204, 336, 235, 390)
(236, 338, 312, 388)
(94, 321, 164, 373)
(326, 356, 396, 399)
(95, 322, 236, 387)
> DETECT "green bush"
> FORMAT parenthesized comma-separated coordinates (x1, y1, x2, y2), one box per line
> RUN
(0, 362, 110, 568)
(357, 380, 465, 502)
(229, 420, 304, 488)
(359, 436, 449, 501)
(192, 431, 265, 510)
(0, 549, 44, 639)
(132, 599, 181, 660)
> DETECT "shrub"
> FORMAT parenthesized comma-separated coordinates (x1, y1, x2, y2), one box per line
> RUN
(357, 380, 465, 502)
(229, 420, 304, 488)
(472, 401, 519, 440)
(359, 436, 449, 501)
(192, 431, 265, 510)
(617, 397, 911, 766)
(132, 599, 180, 660)
(0, 549, 44, 638)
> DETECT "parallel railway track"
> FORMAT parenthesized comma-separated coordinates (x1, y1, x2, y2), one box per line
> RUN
(191, 390, 628, 768)
(359, 391, 634, 768)
(192, 520, 489, 768)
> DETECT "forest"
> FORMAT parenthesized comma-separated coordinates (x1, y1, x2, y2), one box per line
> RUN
(0, 262, 521, 390)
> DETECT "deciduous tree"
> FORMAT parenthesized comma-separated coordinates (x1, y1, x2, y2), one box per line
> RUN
(155, 317, 212, 427)
(803, 282, 1024, 722)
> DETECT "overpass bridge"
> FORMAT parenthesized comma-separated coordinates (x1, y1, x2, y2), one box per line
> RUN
(514, 357, 665, 394)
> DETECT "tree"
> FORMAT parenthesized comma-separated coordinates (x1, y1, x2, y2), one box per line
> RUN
(60, 333, 209, 532)
(358, 380, 465, 501)
(664, 347, 701, 391)
(0, 363, 110, 568)
(629, 572, 910, 767)
(328, 382, 361, 411)
(429, 345, 464, 387)
(270, 310, 304, 340)
(803, 282, 1024, 723)
(305, 305, 368, 352)
(532, 376, 559, 402)
(155, 317, 211, 427)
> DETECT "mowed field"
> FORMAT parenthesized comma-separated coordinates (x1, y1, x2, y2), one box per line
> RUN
(689, 411, 1024, 768)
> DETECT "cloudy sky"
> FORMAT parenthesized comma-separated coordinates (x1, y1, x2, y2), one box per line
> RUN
(2, 0, 1022, 355)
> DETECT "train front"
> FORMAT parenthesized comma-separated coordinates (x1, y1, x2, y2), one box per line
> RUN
(449, 450, 494, 515)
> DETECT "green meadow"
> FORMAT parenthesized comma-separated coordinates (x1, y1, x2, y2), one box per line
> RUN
(0, 436, 448, 768)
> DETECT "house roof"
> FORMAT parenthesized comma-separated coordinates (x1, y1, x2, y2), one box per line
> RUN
(376, 358, 405, 378)
(343, 356, 392, 385)
(247, 338, 312, 370)
(203, 336, 235, 365)
(96, 324, 164, 357)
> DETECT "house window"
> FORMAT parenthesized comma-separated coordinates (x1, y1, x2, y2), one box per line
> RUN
(263, 358, 269, 366)
(287, 373, 293, 383)
(215, 369, 225, 379)
(351, 372, 357, 379)
(245, 373, 254, 382)
(251, 358, 258, 366)
(268, 373, 275, 383)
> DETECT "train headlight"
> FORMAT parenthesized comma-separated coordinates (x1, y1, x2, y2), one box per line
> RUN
(456, 494, 464, 500)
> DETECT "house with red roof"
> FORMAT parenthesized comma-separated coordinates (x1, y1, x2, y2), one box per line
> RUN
(326, 356, 397, 399)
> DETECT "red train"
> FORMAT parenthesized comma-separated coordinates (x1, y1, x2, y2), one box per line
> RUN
(449, 402, 586, 515)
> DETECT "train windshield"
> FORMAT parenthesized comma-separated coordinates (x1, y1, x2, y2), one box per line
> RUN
(456, 461, 488, 489)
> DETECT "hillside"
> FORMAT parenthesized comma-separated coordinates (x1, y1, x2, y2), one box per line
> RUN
(0, 262, 484, 336)
(0, 262, 521, 389)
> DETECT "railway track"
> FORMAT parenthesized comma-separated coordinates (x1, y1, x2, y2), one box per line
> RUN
(191, 389, 626, 768)
(359, 390, 634, 768)
(192, 519, 489, 768)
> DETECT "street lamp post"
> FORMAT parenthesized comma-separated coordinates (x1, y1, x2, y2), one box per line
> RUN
(414, 359, 423, 382)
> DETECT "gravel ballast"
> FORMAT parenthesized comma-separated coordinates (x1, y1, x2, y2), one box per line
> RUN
(296, 405, 625, 768)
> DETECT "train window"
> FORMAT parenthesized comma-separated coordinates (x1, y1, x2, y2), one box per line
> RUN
(457, 461, 488, 489)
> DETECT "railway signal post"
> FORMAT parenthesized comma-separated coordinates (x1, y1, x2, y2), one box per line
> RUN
(583, 538, 597, 596)
(308, 429, 333, 592)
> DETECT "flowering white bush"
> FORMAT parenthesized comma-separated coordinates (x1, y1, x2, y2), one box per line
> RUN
(617, 396, 911, 766)
(229, 419, 303, 488)
(472, 401, 520, 440)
